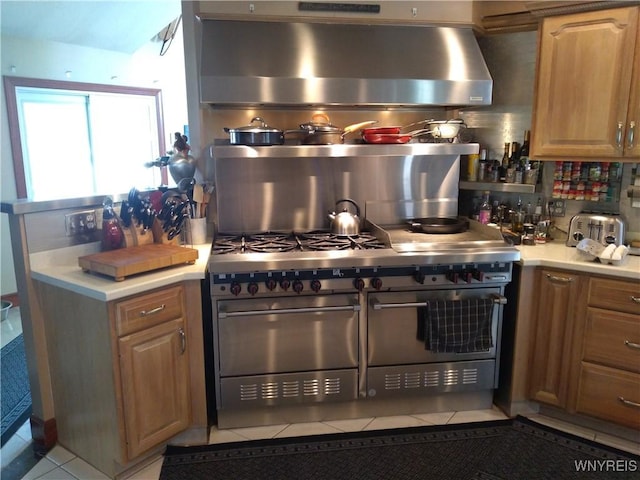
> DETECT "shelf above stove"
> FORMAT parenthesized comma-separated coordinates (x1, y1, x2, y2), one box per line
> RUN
(210, 141, 479, 159)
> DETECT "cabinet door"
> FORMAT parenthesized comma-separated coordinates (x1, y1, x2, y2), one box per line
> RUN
(626, 18, 640, 158)
(532, 7, 639, 158)
(119, 318, 190, 459)
(529, 270, 584, 407)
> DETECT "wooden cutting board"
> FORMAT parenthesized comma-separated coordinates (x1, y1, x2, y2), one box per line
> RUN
(79, 244, 199, 281)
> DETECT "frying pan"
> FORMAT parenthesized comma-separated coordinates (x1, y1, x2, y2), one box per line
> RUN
(361, 119, 433, 136)
(408, 217, 470, 234)
(362, 129, 431, 144)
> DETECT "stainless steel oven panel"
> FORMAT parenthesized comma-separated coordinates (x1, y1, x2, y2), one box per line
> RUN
(217, 294, 360, 377)
(367, 288, 502, 366)
(219, 369, 358, 409)
(367, 360, 496, 398)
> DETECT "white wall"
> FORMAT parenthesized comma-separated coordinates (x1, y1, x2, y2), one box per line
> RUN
(0, 26, 188, 296)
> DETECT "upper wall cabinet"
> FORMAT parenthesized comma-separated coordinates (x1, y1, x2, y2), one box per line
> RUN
(531, 7, 640, 160)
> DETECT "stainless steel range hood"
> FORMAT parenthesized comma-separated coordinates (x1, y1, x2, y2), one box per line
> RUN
(199, 20, 492, 107)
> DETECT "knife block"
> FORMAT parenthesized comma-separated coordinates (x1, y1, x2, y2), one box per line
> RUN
(122, 224, 155, 247)
(152, 218, 180, 245)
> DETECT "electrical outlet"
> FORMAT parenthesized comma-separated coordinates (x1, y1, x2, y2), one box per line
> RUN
(548, 200, 566, 217)
(65, 210, 97, 236)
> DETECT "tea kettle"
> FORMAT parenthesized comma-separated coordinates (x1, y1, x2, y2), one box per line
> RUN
(328, 199, 361, 236)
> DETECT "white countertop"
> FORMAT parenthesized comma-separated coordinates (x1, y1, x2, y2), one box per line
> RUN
(30, 239, 639, 302)
(30, 242, 212, 301)
(516, 241, 640, 280)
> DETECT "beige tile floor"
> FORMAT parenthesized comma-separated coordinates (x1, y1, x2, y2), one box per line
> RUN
(2, 306, 638, 479)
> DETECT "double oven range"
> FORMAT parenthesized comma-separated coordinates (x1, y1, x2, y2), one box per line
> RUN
(207, 220, 518, 428)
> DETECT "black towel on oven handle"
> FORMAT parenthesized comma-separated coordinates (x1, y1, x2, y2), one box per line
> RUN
(421, 298, 494, 353)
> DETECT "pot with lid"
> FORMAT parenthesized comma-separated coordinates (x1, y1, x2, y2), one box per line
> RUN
(224, 117, 287, 146)
(328, 199, 361, 236)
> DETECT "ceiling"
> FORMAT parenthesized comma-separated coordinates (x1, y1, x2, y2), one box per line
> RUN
(0, 0, 182, 54)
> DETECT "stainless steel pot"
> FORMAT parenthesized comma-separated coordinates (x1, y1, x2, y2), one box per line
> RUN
(328, 199, 361, 236)
(300, 114, 376, 145)
(224, 117, 285, 146)
(425, 119, 466, 139)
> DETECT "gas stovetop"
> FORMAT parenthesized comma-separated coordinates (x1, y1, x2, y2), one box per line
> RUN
(207, 222, 520, 275)
(211, 230, 387, 255)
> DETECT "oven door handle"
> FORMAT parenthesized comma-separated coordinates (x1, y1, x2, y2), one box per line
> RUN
(371, 294, 507, 310)
(218, 303, 361, 318)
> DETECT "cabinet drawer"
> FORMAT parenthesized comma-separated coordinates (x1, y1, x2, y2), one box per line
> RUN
(584, 308, 640, 373)
(577, 362, 640, 429)
(116, 286, 185, 336)
(588, 278, 640, 315)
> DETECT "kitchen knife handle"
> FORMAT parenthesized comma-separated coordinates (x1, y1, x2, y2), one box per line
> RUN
(140, 304, 166, 316)
(628, 121, 636, 150)
(178, 327, 186, 354)
(616, 122, 624, 150)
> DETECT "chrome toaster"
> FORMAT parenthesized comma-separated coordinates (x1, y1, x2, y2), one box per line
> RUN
(566, 213, 626, 247)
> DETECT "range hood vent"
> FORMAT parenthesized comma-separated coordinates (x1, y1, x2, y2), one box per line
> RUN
(199, 20, 493, 107)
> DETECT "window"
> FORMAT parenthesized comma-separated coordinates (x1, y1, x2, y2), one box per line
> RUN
(4, 76, 165, 200)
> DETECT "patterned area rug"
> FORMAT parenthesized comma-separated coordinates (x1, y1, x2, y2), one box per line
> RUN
(1, 334, 32, 446)
(161, 416, 639, 480)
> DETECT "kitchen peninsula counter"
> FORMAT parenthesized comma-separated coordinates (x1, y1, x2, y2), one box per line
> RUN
(516, 241, 640, 280)
(30, 242, 211, 301)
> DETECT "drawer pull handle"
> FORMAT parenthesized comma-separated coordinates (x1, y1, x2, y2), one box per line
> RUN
(624, 340, 640, 350)
(616, 122, 624, 150)
(140, 304, 166, 316)
(618, 396, 640, 409)
(178, 328, 186, 354)
(545, 274, 573, 283)
(631, 296, 640, 304)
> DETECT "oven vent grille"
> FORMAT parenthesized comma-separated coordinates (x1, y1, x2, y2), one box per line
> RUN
(221, 370, 358, 408)
(369, 360, 495, 398)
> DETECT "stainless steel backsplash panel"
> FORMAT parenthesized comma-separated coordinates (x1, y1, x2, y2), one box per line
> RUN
(211, 144, 472, 232)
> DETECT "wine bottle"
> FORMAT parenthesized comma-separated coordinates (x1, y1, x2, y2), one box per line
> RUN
(479, 191, 492, 224)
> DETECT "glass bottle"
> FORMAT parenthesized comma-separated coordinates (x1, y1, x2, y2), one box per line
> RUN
(479, 191, 492, 225)
(499, 142, 509, 182)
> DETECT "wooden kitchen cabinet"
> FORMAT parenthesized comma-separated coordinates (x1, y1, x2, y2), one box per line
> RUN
(115, 287, 191, 459)
(531, 6, 640, 159)
(529, 269, 587, 408)
(38, 281, 203, 478)
(573, 277, 640, 428)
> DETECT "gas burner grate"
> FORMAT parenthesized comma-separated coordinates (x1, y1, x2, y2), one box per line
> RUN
(211, 230, 387, 254)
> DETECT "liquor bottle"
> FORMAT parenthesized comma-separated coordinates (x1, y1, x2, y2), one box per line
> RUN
(519, 130, 530, 165)
(478, 148, 488, 181)
(478, 191, 492, 224)
(499, 142, 509, 182)
(510, 141, 520, 165)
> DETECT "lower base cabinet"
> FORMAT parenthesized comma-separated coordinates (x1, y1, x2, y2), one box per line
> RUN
(576, 362, 640, 429)
(529, 270, 640, 429)
(39, 281, 200, 478)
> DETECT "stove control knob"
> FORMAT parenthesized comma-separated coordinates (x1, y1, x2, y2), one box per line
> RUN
(414, 271, 425, 284)
(265, 278, 277, 291)
(230, 282, 242, 296)
(292, 279, 304, 294)
(353, 277, 365, 291)
(447, 272, 459, 284)
(310, 279, 322, 293)
(280, 279, 291, 291)
(473, 270, 485, 282)
(370, 277, 383, 290)
(247, 282, 259, 296)
(462, 272, 473, 284)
